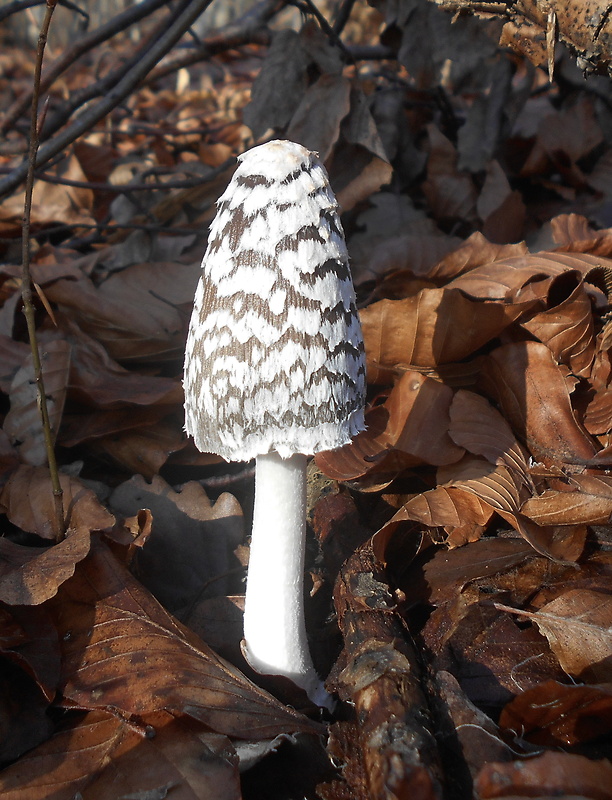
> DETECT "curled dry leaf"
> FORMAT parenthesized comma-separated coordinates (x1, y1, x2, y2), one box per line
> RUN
(57, 316, 182, 409)
(584, 388, 612, 435)
(428, 232, 528, 282)
(379, 486, 493, 549)
(286, 73, 351, 162)
(3, 339, 71, 467)
(436, 670, 514, 778)
(49, 537, 322, 740)
(479, 341, 598, 464)
(500, 680, 612, 747)
(89, 419, 187, 479)
(521, 271, 596, 377)
(475, 750, 612, 800)
(360, 290, 530, 384)
(0, 711, 125, 800)
(438, 456, 586, 561)
(0, 526, 91, 605)
(0, 465, 114, 539)
(316, 371, 464, 482)
(448, 250, 612, 301)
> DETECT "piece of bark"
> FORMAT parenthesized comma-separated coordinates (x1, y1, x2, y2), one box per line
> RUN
(327, 540, 444, 800)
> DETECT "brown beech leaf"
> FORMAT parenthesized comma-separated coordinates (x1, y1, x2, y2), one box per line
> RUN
(0, 708, 241, 800)
(475, 751, 612, 800)
(0, 465, 114, 539)
(436, 671, 513, 779)
(49, 536, 322, 739)
(480, 341, 599, 464)
(380, 486, 493, 549)
(0, 334, 29, 394)
(0, 710, 125, 800)
(497, 589, 612, 683)
(421, 537, 536, 607)
(448, 389, 531, 486)
(521, 272, 596, 378)
(44, 261, 200, 362)
(316, 371, 464, 481)
(3, 339, 71, 467)
(584, 388, 612, 435)
(448, 250, 612, 301)
(57, 316, 182, 409)
(286, 73, 351, 162)
(500, 680, 612, 747)
(80, 711, 240, 800)
(521, 475, 612, 526)
(90, 419, 187, 479)
(428, 233, 528, 282)
(422, 125, 478, 223)
(438, 456, 586, 561)
(315, 406, 416, 483)
(380, 371, 465, 465)
(360, 290, 530, 383)
(0, 526, 92, 605)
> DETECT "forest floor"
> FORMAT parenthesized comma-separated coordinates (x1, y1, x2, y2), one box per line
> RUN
(1, 1, 612, 798)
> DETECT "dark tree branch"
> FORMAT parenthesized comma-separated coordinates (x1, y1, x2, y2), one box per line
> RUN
(0, 0, 217, 199)
(1, 0, 170, 136)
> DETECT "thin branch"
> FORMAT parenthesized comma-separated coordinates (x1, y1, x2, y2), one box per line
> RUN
(21, 0, 65, 542)
(0, 0, 45, 23)
(0, 0, 216, 199)
(39, 0, 194, 142)
(332, 0, 357, 35)
(291, 0, 353, 61)
(142, 0, 285, 86)
(1, 0, 170, 136)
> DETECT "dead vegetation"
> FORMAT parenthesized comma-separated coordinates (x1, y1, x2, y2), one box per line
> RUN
(1, 0, 612, 797)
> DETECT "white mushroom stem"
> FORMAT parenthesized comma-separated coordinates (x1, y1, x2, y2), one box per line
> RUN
(243, 451, 332, 709)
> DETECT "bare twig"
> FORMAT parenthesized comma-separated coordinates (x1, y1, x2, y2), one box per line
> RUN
(0, 0, 45, 23)
(332, 0, 358, 35)
(142, 0, 285, 86)
(21, 0, 65, 542)
(39, 0, 194, 142)
(1, 0, 170, 136)
(0, 0, 87, 24)
(0, 0, 216, 199)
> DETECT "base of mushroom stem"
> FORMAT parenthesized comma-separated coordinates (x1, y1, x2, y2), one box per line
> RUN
(241, 639, 335, 712)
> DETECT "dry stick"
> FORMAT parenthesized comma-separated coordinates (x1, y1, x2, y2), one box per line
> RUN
(1, 0, 170, 136)
(0, 0, 216, 199)
(21, 0, 65, 542)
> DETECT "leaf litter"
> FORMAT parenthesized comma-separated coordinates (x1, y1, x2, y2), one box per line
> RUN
(1, 0, 612, 797)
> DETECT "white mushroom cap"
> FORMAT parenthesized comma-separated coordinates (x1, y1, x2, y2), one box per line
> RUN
(184, 140, 366, 462)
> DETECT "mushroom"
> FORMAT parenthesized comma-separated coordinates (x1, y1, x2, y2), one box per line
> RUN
(183, 139, 366, 708)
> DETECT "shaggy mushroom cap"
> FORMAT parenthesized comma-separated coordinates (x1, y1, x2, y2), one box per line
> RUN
(184, 139, 366, 461)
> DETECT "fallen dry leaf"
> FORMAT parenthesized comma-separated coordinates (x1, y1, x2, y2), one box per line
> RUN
(49, 536, 322, 739)
(500, 680, 612, 747)
(476, 750, 612, 800)
(0, 465, 114, 539)
(496, 589, 612, 683)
